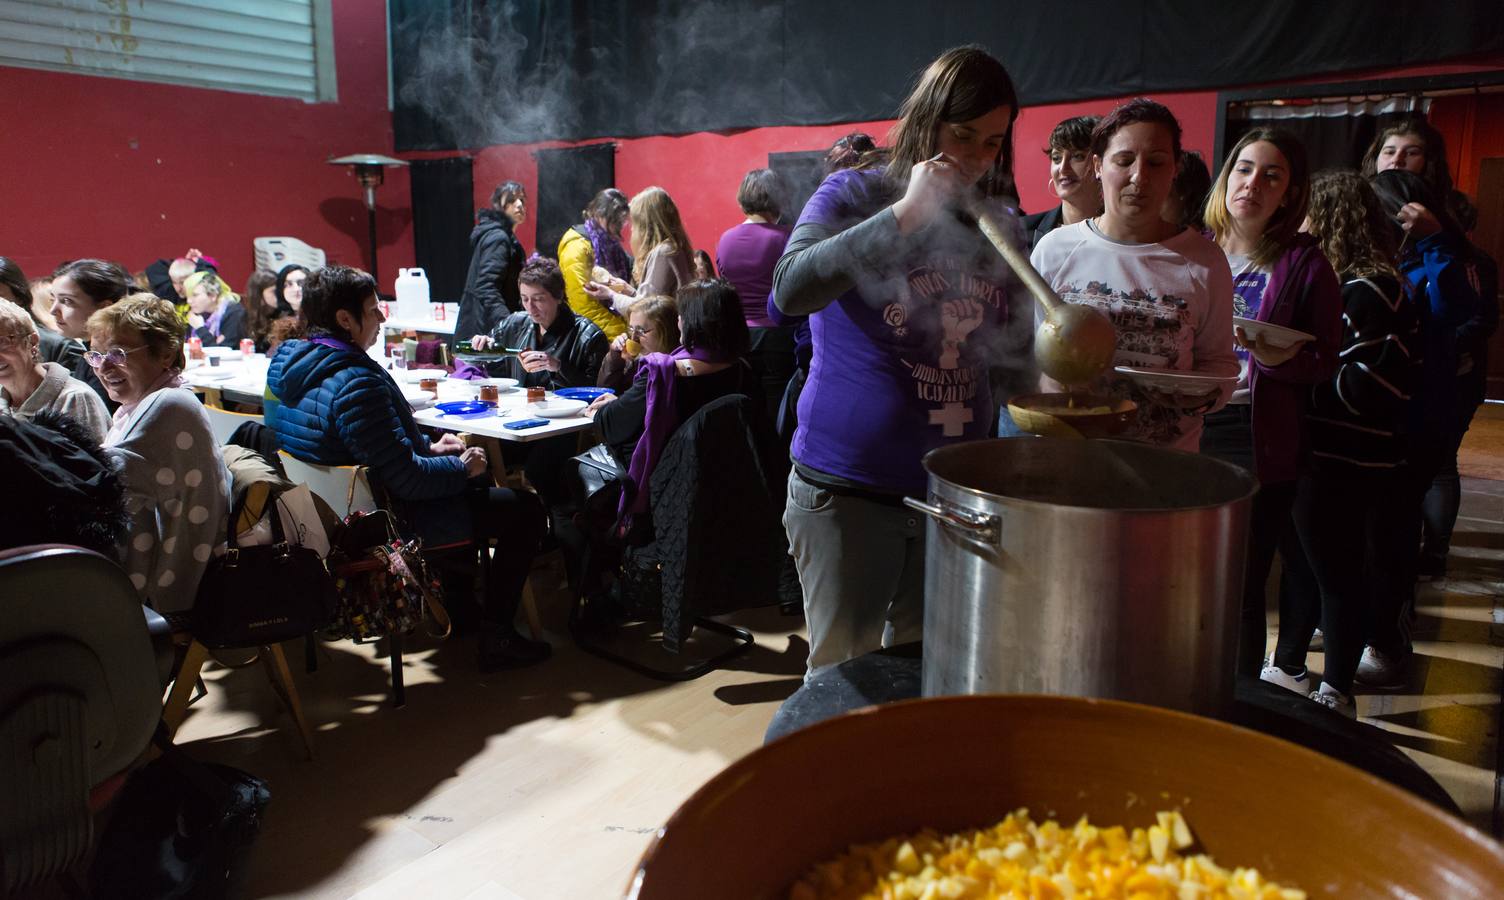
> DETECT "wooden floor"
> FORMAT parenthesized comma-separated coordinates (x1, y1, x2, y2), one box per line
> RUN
(168, 407, 1504, 899)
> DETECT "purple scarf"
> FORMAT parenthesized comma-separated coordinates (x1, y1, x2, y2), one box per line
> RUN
(618, 346, 730, 523)
(310, 335, 364, 353)
(581, 219, 632, 283)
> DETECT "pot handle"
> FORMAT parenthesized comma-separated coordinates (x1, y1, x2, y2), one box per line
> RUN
(902, 496, 1000, 546)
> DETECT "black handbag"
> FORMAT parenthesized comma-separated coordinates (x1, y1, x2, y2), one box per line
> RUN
(192, 489, 339, 649)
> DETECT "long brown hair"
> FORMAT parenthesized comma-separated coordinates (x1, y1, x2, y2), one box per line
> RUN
(628, 187, 693, 282)
(883, 45, 1018, 199)
(1306, 170, 1401, 282)
(1204, 127, 1311, 269)
(242, 269, 280, 344)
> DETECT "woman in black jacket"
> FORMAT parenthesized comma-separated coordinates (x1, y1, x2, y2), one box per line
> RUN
(456, 181, 528, 339)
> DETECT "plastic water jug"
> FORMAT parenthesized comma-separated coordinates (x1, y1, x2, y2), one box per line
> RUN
(394, 268, 430, 319)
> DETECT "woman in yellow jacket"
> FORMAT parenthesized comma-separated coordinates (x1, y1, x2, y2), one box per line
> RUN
(558, 188, 632, 340)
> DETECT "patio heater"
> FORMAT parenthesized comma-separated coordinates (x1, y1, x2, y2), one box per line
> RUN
(328, 153, 408, 286)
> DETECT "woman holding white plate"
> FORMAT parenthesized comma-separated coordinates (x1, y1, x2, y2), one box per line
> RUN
(1200, 127, 1343, 681)
(1030, 98, 1238, 450)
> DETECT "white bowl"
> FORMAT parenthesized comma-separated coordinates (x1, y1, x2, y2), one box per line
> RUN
(1113, 365, 1237, 395)
(1232, 317, 1316, 349)
(526, 398, 588, 418)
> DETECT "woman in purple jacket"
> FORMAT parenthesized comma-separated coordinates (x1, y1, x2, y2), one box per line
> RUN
(772, 46, 1033, 677)
(1200, 128, 1343, 681)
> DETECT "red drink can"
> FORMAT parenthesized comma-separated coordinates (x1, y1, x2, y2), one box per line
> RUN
(188, 336, 204, 360)
(434, 303, 446, 321)
(240, 338, 255, 356)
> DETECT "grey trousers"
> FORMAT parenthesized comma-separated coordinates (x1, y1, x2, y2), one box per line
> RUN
(784, 468, 926, 677)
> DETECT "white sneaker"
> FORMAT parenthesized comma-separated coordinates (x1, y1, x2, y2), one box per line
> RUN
(1259, 662, 1311, 695)
(1310, 684, 1358, 720)
(1354, 646, 1408, 689)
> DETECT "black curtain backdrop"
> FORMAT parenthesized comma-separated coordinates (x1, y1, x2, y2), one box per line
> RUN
(409, 157, 475, 302)
(534, 143, 617, 259)
(390, 0, 1504, 151)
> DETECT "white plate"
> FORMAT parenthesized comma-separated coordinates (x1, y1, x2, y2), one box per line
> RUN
(526, 398, 588, 418)
(399, 386, 436, 409)
(1113, 366, 1237, 394)
(1232, 317, 1316, 349)
(190, 368, 239, 381)
(457, 376, 519, 389)
(397, 367, 449, 383)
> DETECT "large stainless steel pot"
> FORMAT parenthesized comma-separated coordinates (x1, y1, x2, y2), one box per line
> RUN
(904, 438, 1257, 716)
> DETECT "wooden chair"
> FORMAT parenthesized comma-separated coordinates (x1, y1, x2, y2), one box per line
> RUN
(274, 452, 543, 706)
(161, 634, 316, 761)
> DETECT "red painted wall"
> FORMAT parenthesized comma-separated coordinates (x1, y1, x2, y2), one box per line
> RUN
(0, 0, 411, 293)
(449, 59, 1504, 279)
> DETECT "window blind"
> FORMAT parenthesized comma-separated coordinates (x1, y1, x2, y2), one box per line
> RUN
(0, 0, 336, 102)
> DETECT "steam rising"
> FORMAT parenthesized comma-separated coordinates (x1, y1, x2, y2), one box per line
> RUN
(393, 1, 784, 149)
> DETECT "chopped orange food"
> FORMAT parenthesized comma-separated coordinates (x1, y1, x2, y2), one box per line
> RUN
(788, 809, 1305, 900)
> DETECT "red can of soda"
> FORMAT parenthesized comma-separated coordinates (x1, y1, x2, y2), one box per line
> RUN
(240, 338, 255, 356)
(188, 336, 204, 360)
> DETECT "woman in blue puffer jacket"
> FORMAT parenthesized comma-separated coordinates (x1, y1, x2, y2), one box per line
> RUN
(268, 265, 548, 671)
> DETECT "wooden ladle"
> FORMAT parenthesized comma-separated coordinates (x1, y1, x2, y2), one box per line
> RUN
(974, 208, 1118, 388)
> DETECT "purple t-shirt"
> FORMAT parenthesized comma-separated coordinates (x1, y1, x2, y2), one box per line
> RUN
(717, 222, 791, 327)
(786, 168, 1019, 494)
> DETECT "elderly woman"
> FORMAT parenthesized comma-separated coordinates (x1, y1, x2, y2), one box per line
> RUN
(268, 265, 548, 670)
(90, 295, 229, 612)
(49, 258, 134, 409)
(184, 271, 247, 347)
(0, 256, 79, 368)
(598, 295, 680, 393)
(0, 298, 109, 439)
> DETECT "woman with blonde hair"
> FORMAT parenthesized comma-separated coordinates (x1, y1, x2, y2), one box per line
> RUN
(0, 298, 109, 439)
(90, 294, 229, 611)
(584, 186, 693, 318)
(597, 294, 680, 393)
(1199, 126, 1342, 683)
(183, 270, 246, 347)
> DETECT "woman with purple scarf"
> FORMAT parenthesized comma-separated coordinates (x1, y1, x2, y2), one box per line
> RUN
(559, 188, 633, 340)
(589, 280, 762, 521)
(183, 270, 247, 348)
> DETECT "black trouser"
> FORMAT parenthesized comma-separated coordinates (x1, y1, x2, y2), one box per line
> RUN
(1237, 480, 1297, 678)
(1421, 395, 1482, 571)
(1201, 405, 1255, 473)
(1273, 468, 1396, 695)
(1368, 438, 1448, 657)
(747, 325, 796, 427)
(500, 435, 580, 509)
(466, 486, 545, 630)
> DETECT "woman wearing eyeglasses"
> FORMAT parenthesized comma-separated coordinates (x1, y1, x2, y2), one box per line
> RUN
(91, 294, 229, 613)
(597, 295, 680, 393)
(0, 298, 109, 440)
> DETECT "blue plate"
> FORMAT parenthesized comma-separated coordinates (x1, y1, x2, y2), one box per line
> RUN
(434, 400, 495, 417)
(553, 387, 615, 402)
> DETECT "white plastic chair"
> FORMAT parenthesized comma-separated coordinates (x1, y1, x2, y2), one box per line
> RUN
(202, 404, 263, 446)
(253, 237, 327, 274)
